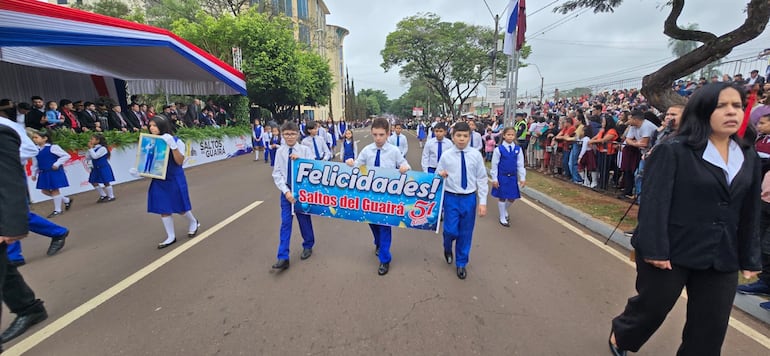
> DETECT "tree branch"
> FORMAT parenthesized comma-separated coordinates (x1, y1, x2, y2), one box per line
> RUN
(663, 0, 717, 43)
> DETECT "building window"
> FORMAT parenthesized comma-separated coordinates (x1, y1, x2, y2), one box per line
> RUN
(284, 0, 292, 16)
(297, 0, 309, 20)
(299, 24, 311, 48)
(57, 0, 68, 4)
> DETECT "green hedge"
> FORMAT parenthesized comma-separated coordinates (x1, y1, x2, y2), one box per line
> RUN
(51, 125, 252, 151)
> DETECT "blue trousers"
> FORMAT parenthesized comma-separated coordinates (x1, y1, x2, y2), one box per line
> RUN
(442, 192, 477, 268)
(569, 143, 582, 182)
(427, 167, 436, 174)
(369, 224, 392, 263)
(268, 148, 278, 166)
(277, 194, 315, 260)
(7, 212, 68, 262)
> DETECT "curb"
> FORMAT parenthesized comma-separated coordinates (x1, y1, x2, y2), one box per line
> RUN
(521, 186, 770, 325)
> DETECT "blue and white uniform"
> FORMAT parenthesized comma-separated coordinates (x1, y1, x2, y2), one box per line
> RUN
(417, 123, 427, 141)
(353, 143, 410, 264)
(87, 144, 115, 184)
(35, 143, 69, 190)
(388, 132, 408, 157)
(252, 124, 264, 147)
(421, 137, 454, 173)
(272, 143, 315, 261)
(490, 142, 526, 200)
(302, 135, 331, 161)
(435, 146, 488, 269)
(147, 137, 192, 214)
(342, 138, 358, 161)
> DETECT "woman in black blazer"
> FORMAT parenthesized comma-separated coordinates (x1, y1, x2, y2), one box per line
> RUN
(609, 82, 761, 356)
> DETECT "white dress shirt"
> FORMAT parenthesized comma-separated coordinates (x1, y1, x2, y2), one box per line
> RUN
(702, 139, 744, 186)
(302, 134, 331, 160)
(387, 133, 408, 157)
(490, 142, 526, 183)
(354, 142, 409, 170)
(87, 144, 109, 160)
(273, 143, 314, 194)
(470, 131, 483, 150)
(421, 137, 455, 172)
(436, 146, 489, 205)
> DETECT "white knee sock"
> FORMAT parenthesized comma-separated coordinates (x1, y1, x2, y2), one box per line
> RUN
(62, 196, 70, 204)
(255, 150, 260, 159)
(105, 186, 114, 198)
(161, 216, 175, 243)
(184, 211, 198, 232)
(498, 201, 507, 222)
(505, 201, 512, 209)
(53, 195, 63, 212)
(95, 185, 106, 197)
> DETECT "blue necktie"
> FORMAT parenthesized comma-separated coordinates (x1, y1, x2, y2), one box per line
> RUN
(437, 141, 443, 162)
(461, 150, 468, 189)
(374, 149, 381, 167)
(508, 145, 513, 153)
(287, 147, 293, 188)
(313, 137, 320, 160)
(397, 135, 400, 147)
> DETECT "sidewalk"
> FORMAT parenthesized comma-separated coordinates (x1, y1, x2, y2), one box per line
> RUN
(522, 186, 770, 325)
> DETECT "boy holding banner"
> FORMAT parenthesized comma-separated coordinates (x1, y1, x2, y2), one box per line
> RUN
(271, 122, 316, 271)
(436, 122, 488, 280)
(346, 118, 410, 276)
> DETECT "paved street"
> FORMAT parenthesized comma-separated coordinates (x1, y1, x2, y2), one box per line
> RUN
(3, 129, 769, 355)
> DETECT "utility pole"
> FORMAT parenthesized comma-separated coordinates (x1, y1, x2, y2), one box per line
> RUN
(492, 14, 499, 85)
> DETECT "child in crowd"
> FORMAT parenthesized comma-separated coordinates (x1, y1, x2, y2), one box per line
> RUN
(261, 123, 272, 163)
(468, 120, 484, 152)
(325, 124, 335, 159)
(490, 126, 526, 227)
(267, 126, 281, 166)
(252, 119, 264, 161)
(483, 128, 498, 162)
(341, 129, 357, 162)
(146, 115, 200, 249)
(417, 121, 427, 148)
(435, 121, 488, 280)
(388, 122, 408, 157)
(346, 117, 410, 276)
(755, 114, 770, 159)
(302, 120, 331, 161)
(45, 101, 63, 128)
(271, 121, 316, 271)
(578, 125, 598, 188)
(31, 129, 72, 217)
(86, 133, 116, 202)
(421, 123, 454, 173)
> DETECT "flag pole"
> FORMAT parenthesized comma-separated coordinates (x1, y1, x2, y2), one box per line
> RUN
(503, 27, 518, 128)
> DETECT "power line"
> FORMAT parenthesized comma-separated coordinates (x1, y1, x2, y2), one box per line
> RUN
(528, 7, 590, 40)
(529, 0, 562, 17)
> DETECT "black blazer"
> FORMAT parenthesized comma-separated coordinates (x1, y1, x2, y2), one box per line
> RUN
(633, 138, 761, 272)
(0, 125, 29, 237)
(108, 111, 134, 131)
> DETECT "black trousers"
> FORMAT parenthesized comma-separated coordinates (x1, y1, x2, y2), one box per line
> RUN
(0, 242, 44, 319)
(612, 254, 737, 356)
(758, 202, 770, 283)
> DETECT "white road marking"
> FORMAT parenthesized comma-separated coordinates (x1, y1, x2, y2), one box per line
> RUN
(4, 200, 264, 355)
(520, 198, 770, 350)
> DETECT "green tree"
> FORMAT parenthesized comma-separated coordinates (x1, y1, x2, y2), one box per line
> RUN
(381, 13, 524, 118)
(555, 0, 770, 111)
(358, 89, 390, 116)
(667, 23, 700, 58)
(172, 10, 332, 122)
(72, 0, 145, 22)
(389, 80, 444, 118)
(145, 0, 202, 29)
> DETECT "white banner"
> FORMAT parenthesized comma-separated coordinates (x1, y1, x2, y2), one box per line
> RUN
(27, 135, 253, 203)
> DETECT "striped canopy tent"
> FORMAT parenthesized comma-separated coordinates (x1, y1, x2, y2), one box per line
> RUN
(0, 0, 246, 105)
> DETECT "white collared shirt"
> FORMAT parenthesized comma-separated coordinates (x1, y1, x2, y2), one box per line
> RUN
(421, 137, 455, 172)
(87, 144, 109, 160)
(470, 131, 483, 150)
(387, 133, 408, 156)
(490, 142, 526, 183)
(273, 143, 314, 194)
(702, 139, 744, 186)
(436, 146, 489, 205)
(301, 135, 331, 160)
(354, 142, 409, 170)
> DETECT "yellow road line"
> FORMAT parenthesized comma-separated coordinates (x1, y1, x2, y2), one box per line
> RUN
(4, 200, 264, 356)
(520, 198, 770, 349)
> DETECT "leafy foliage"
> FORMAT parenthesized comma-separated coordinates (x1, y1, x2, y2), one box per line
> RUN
(553, 0, 624, 14)
(72, 0, 145, 22)
(51, 126, 251, 151)
(358, 89, 390, 116)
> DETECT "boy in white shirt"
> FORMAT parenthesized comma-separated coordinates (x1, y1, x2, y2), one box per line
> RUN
(301, 120, 331, 160)
(387, 122, 408, 157)
(421, 123, 454, 173)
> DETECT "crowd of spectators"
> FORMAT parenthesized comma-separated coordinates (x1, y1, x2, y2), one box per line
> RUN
(6, 95, 236, 134)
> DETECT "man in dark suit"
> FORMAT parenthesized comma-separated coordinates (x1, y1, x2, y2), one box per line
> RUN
(77, 101, 98, 132)
(0, 124, 48, 348)
(748, 69, 766, 86)
(183, 98, 201, 128)
(24, 96, 46, 130)
(107, 103, 134, 132)
(125, 103, 144, 131)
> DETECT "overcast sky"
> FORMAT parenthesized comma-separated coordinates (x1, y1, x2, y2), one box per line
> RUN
(326, 0, 770, 100)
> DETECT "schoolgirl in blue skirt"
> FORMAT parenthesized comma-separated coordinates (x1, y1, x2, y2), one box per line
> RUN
(417, 121, 427, 148)
(341, 129, 357, 161)
(490, 126, 527, 227)
(31, 129, 73, 218)
(147, 115, 200, 249)
(87, 133, 116, 202)
(252, 119, 264, 161)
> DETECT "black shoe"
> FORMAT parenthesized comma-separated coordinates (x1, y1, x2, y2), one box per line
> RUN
(378, 263, 390, 276)
(500, 220, 511, 227)
(0, 309, 48, 343)
(105, 197, 116, 202)
(97, 196, 108, 203)
(300, 248, 313, 260)
(506, 216, 510, 223)
(375, 247, 380, 257)
(64, 198, 73, 210)
(444, 250, 453, 264)
(608, 331, 627, 356)
(47, 233, 67, 256)
(9, 260, 25, 267)
(456, 267, 467, 280)
(272, 259, 290, 270)
(46, 211, 61, 218)
(188, 222, 201, 238)
(157, 239, 176, 249)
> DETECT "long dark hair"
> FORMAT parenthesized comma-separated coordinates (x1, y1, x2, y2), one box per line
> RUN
(677, 82, 748, 149)
(92, 133, 110, 159)
(151, 114, 176, 135)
